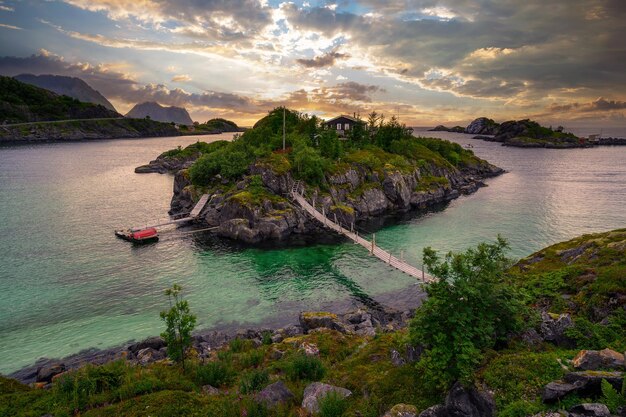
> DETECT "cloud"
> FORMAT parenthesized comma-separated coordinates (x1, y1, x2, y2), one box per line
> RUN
(0, 5, 15, 12)
(0, 23, 20, 30)
(171, 74, 191, 82)
(548, 98, 626, 113)
(296, 50, 350, 68)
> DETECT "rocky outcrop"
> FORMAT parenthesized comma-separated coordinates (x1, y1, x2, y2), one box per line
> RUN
(538, 312, 575, 347)
(542, 371, 624, 402)
(429, 125, 465, 133)
(302, 382, 352, 413)
(465, 117, 500, 135)
(569, 403, 611, 417)
(384, 404, 419, 417)
(169, 157, 503, 244)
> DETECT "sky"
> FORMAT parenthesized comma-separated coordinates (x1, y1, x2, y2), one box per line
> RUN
(0, 0, 625, 127)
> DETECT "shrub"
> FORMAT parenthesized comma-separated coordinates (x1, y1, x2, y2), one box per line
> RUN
(239, 369, 269, 394)
(285, 353, 326, 381)
(195, 362, 233, 387)
(409, 237, 528, 392)
(240, 349, 265, 369)
(160, 284, 196, 370)
(318, 391, 349, 417)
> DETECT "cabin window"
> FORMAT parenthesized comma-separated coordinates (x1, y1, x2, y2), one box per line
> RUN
(336, 123, 341, 130)
(345, 123, 350, 130)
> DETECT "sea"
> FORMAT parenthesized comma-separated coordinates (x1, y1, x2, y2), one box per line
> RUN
(0, 127, 625, 375)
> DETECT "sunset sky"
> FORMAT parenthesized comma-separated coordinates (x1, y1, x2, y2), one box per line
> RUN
(0, 0, 624, 127)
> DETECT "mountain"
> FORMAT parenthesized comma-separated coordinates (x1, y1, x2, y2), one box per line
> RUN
(0, 76, 120, 123)
(14, 74, 117, 112)
(126, 102, 193, 125)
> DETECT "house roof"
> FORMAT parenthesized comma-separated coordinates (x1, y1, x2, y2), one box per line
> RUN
(325, 114, 361, 124)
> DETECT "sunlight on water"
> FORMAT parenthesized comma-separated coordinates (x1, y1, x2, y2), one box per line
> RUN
(0, 130, 625, 374)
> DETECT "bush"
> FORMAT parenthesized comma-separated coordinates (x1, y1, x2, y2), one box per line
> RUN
(195, 361, 233, 387)
(318, 391, 349, 417)
(285, 353, 326, 381)
(239, 369, 269, 394)
(409, 237, 528, 392)
(292, 143, 327, 185)
(240, 349, 265, 369)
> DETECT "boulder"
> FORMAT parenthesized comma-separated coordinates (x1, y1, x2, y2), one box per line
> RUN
(202, 385, 220, 396)
(539, 312, 575, 347)
(542, 381, 581, 402)
(301, 382, 352, 414)
(136, 347, 166, 365)
(255, 381, 294, 407)
(384, 403, 419, 417)
(572, 349, 624, 370)
(569, 403, 611, 417)
(444, 381, 495, 417)
(299, 312, 346, 333)
(563, 371, 623, 396)
(390, 349, 407, 366)
(418, 405, 446, 417)
(465, 117, 499, 135)
(36, 362, 65, 383)
(301, 342, 320, 356)
(128, 336, 166, 354)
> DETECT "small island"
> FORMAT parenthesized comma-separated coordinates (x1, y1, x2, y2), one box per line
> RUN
(432, 116, 626, 148)
(138, 108, 503, 244)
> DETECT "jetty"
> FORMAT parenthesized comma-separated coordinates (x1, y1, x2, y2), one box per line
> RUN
(290, 182, 436, 283)
(127, 194, 211, 231)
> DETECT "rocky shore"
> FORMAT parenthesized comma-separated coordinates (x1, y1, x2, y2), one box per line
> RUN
(0, 118, 180, 143)
(167, 158, 503, 244)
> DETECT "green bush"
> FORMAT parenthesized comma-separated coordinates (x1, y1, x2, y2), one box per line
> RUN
(292, 143, 327, 185)
(318, 391, 349, 417)
(239, 369, 269, 394)
(240, 349, 265, 368)
(194, 361, 233, 387)
(601, 378, 626, 413)
(285, 353, 326, 381)
(410, 237, 528, 392)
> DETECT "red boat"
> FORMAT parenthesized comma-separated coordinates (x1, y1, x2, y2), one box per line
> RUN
(115, 227, 159, 243)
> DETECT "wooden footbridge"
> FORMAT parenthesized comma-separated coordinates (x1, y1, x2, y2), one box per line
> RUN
(290, 182, 435, 283)
(128, 194, 212, 231)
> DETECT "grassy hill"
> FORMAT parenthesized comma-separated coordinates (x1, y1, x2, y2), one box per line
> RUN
(0, 76, 120, 123)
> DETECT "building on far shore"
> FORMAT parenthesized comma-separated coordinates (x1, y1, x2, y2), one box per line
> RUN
(324, 114, 364, 138)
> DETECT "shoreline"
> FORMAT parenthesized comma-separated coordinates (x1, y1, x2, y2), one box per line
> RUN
(7, 282, 427, 384)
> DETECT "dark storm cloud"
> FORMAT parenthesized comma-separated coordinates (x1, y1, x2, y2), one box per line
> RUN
(548, 98, 626, 113)
(296, 50, 350, 68)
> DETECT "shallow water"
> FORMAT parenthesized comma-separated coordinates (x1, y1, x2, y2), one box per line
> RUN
(1, 129, 625, 374)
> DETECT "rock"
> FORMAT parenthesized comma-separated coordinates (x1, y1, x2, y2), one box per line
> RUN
(563, 371, 623, 396)
(301, 342, 320, 356)
(542, 381, 581, 402)
(390, 349, 406, 366)
(36, 362, 65, 383)
(406, 344, 423, 363)
(302, 382, 352, 414)
(281, 324, 304, 337)
(569, 403, 611, 417)
(466, 117, 499, 135)
(255, 381, 294, 407)
(384, 403, 419, 417)
(539, 312, 575, 347)
(572, 349, 624, 370)
(202, 385, 220, 396)
(128, 336, 166, 354)
(270, 348, 285, 360)
(418, 404, 446, 417)
(136, 347, 165, 365)
(444, 381, 495, 417)
(520, 328, 544, 346)
(299, 312, 345, 333)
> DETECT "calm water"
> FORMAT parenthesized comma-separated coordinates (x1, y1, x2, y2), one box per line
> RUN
(1, 130, 625, 374)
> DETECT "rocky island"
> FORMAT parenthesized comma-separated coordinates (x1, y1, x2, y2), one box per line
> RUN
(433, 116, 626, 148)
(139, 108, 503, 244)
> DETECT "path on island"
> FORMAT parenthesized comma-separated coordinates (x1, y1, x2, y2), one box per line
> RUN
(290, 182, 436, 283)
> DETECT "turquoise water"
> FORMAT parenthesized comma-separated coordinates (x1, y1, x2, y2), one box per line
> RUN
(1, 130, 625, 374)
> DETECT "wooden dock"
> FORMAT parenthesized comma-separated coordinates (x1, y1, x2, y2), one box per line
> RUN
(129, 194, 211, 231)
(290, 184, 435, 283)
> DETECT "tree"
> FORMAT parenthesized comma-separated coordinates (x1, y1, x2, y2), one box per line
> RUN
(160, 284, 197, 370)
(409, 237, 527, 392)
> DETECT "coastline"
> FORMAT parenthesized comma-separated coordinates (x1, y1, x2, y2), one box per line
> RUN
(8, 281, 427, 384)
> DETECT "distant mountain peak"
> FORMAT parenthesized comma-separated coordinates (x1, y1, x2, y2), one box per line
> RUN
(126, 102, 193, 125)
(14, 74, 117, 112)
